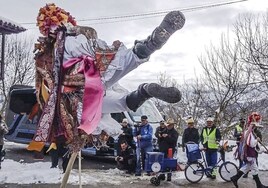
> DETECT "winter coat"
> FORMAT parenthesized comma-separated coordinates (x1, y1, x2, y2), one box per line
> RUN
(119, 145, 136, 162)
(200, 125, 221, 151)
(117, 145, 136, 172)
(158, 127, 178, 154)
(182, 127, 199, 148)
(234, 124, 243, 142)
(155, 126, 167, 144)
(133, 123, 153, 148)
(118, 125, 134, 146)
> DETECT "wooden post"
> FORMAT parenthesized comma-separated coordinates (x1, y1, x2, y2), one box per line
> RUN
(0, 34, 5, 80)
(60, 152, 78, 188)
(79, 150, 82, 188)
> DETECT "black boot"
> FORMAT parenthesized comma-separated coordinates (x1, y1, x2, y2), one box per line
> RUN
(167, 172, 172, 181)
(243, 172, 248, 178)
(133, 11, 185, 59)
(126, 83, 181, 112)
(158, 174, 165, 181)
(253, 174, 268, 188)
(230, 170, 244, 188)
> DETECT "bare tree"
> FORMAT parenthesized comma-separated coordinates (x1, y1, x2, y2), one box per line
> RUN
(199, 32, 254, 134)
(155, 73, 208, 134)
(155, 12, 268, 140)
(0, 34, 35, 113)
(234, 13, 268, 84)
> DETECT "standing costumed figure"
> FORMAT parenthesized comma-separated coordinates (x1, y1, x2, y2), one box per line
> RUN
(28, 3, 185, 186)
(231, 112, 268, 188)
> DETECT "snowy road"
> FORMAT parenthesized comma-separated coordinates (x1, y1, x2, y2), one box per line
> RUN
(3, 171, 268, 188)
(1, 141, 268, 188)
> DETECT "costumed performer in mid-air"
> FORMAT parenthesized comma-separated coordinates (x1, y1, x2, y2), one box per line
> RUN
(29, 4, 185, 156)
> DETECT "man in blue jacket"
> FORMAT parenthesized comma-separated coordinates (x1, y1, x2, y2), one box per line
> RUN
(133, 115, 153, 176)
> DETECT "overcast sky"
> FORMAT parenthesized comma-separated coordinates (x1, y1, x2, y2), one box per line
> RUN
(0, 0, 267, 90)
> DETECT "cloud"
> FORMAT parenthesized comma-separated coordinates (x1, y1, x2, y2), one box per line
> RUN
(1, 0, 268, 91)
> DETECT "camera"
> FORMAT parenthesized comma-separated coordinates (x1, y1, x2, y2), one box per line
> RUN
(134, 123, 142, 135)
(116, 156, 122, 162)
(134, 123, 141, 128)
(159, 128, 167, 136)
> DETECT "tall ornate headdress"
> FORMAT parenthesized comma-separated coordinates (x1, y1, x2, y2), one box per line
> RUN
(248, 112, 261, 124)
(247, 112, 262, 128)
(37, 3, 77, 36)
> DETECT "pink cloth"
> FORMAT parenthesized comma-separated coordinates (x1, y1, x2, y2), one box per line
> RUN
(63, 56, 104, 134)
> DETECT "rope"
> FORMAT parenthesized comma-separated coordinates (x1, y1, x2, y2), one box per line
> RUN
(21, 0, 248, 27)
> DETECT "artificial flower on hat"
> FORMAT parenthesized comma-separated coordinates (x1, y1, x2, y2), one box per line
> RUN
(37, 3, 77, 36)
(248, 112, 261, 123)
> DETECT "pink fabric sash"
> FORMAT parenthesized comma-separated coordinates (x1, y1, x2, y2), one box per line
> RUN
(63, 56, 104, 134)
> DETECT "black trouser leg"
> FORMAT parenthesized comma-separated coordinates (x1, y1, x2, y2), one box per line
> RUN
(50, 149, 59, 168)
(126, 83, 181, 112)
(253, 174, 268, 188)
(57, 144, 69, 173)
(61, 150, 70, 173)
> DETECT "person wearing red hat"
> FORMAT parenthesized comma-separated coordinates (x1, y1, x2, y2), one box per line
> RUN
(231, 113, 268, 188)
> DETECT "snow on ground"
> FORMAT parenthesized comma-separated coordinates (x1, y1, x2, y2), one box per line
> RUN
(0, 158, 184, 185)
(0, 140, 268, 185)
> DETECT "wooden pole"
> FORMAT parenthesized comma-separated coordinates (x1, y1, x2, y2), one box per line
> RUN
(79, 150, 82, 188)
(0, 34, 5, 80)
(60, 152, 78, 188)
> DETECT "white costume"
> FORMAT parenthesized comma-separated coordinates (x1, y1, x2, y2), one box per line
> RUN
(64, 34, 146, 90)
(64, 34, 146, 137)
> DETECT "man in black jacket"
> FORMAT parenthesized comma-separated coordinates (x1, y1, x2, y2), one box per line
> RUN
(115, 140, 136, 174)
(155, 120, 167, 151)
(158, 118, 178, 181)
(182, 117, 199, 152)
(118, 118, 134, 152)
(158, 119, 178, 157)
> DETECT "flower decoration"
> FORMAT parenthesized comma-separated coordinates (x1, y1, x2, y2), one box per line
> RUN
(37, 3, 77, 36)
(248, 112, 261, 124)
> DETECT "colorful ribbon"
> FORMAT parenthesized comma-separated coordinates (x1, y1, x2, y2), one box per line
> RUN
(63, 56, 104, 134)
